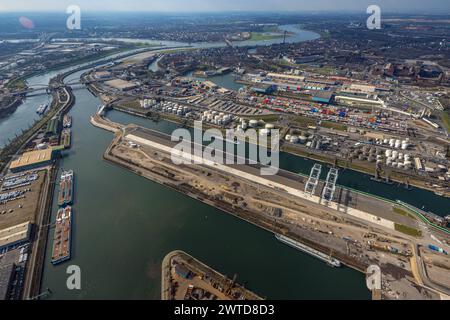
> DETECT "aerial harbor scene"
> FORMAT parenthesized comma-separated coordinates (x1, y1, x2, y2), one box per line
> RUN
(0, 0, 449, 309)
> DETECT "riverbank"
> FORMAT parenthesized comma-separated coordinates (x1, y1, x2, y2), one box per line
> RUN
(0, 97, 23, 119)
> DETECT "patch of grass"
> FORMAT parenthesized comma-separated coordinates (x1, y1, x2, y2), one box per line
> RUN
(242, 114, 280, 122)
(291, 115, 316, 127)
(394, 223, 422, 237)
(250, 32, 284, 41)
(393, 207, 417, 220)
(7, 78, 26, 90)
(322, 121, 347, 131)
(440, 110, 450, 132)
(119, 100, 141, 110)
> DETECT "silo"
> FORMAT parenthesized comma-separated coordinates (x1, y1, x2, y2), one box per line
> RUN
(249, 120, 259, 128)
(299, 136, 308, 144)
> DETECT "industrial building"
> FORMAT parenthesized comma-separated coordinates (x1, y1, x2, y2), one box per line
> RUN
(311, 91, 334, 104)
(0, 263, 14, 300)
(250, 83, 276, 94)
(9, 149, 55, 172)
(0, 222, 31, 252)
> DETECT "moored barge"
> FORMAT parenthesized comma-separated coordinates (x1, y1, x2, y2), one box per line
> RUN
(51, 206, 73, 265)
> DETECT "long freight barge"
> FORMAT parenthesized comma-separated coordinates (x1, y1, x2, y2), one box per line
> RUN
(275, 234, 341, 267)
(61, 129, 72, 149)
(57, 170, 74, 206)
(51, 206, 73, 265)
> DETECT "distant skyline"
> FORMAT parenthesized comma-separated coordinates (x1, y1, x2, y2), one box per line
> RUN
(0, 0, 449, 14)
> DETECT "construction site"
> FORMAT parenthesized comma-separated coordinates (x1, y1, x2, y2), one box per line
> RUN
(161, 250, 262, 300)
(91, 113, 450, 300)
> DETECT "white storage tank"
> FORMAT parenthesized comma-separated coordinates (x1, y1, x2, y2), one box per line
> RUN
(285, 134, 292, 141)
(401, 141, 409, 150)
(249, 120, 259, 128)
(290, 136, 299, 143)
(389, 139, 395, 147)
(299, 136, 308, 144)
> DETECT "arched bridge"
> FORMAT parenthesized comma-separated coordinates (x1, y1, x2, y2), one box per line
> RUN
(11, 79, 88, 97)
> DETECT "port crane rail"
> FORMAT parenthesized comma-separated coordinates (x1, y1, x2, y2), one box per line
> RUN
(321, 168, 339, 205)
(305, 163, 322, 195)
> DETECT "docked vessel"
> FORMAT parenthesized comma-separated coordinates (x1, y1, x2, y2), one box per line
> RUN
(275, 234, 341, 267)
(57, 170, 74, 207)
(51, 206, 73, 265)
(61, 129, 72, 149)
(63, 114, 72, 128)
(36, 103, 48, 115)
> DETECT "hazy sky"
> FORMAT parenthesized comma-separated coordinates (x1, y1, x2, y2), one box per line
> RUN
(0, 0, 448, 13)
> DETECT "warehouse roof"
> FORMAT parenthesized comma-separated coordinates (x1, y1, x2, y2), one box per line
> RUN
(0, 222, 31, 249)
(9, 149, 53, 170)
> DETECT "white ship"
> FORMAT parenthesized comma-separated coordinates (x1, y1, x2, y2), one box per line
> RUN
(36, 103, 48, 115)
(275, 234, 341, 267)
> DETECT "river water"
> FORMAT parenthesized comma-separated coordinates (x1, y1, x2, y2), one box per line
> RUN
(1, 25, 448, 299)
